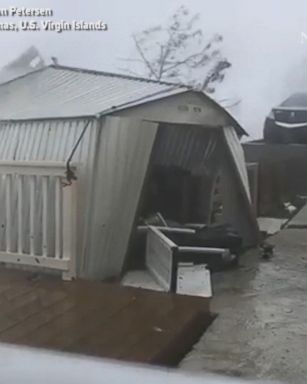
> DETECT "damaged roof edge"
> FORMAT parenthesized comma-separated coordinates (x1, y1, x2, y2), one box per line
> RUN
(195, 91, 248, 137)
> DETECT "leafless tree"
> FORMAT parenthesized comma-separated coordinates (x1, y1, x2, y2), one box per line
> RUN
(120, 6, 231, 93)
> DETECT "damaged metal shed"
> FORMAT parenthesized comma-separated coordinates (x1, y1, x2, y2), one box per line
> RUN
(0, 64, 258, 280)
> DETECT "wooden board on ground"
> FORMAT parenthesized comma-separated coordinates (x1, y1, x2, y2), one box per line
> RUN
(0, 267, 212, 366)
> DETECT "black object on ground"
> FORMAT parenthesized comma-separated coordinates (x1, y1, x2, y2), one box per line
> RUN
(260, 242, 275, 260)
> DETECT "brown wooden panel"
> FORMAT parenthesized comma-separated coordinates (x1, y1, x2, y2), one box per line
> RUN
(0, 298, 75, 343)
(0, 267, 212, 366)
(21, 287, 135, 349)
(68, 291, 174, 357)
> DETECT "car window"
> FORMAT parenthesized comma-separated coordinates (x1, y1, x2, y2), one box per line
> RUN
(281, 94, 307, 107)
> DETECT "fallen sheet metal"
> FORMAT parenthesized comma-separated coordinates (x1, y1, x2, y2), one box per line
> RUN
(257, 217, 287, 235)
(121, 270, 164, 291)
(122, 266, 212, 298)
(177, 263, 212, 298)
(287, 204, 307, 229)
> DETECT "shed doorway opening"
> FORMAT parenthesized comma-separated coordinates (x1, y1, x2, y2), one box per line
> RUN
(126, 123, 226, 273)
(141, 123, 223, 225)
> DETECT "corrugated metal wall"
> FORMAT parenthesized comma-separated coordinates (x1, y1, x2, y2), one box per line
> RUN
(0, 119, 96, 162)
(221, 127, 259, 246)
(149, 124, 258, 247)
(147, 124, 223, 224)
(151, 124, 220, 175)
(84, 117, 158, 279)
(223, 127, 251, 202)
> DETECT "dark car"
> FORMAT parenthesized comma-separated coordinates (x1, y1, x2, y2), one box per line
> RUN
(264, 93, 307, 144)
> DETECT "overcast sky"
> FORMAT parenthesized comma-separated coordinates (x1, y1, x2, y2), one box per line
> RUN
(1, 0, 307, 138)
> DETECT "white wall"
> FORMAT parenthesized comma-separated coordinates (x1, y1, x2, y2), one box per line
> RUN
(114, 91, 233, 128)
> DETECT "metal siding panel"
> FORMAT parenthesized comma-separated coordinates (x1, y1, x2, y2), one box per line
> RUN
(152, 124, 219, 174)
(25, 122, 35, 160)
(36, 121, 48, 160)
(7, 123, 18, 159)
(14, 122, 26, 160)
(58, 120, 71, 159)
(84, 117, 158, 279)
(0, 174, 6, 248)
(223, 126, 251, 202)
(0, 124, 9, 159)
(0, 118, 98, 275)
(51, 121, 61, 160)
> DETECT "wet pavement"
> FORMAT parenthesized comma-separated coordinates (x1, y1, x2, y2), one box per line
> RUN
(180, 228, 307, 383)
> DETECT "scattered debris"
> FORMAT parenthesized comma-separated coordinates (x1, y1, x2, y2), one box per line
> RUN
(283, 202, 297, 215)
(287, 203, 307, 229)
(0, 46, 44, 84)
(257, 217, 287, 236)
(177, 264, 212, 298)
(124, 212, 245, 297)
(141, 212, 167, 227)
(121, 270, 164, 291)
(260, 242, 275, 260)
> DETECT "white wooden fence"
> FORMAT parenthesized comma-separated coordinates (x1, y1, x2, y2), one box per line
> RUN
(0, 161, 77, 280)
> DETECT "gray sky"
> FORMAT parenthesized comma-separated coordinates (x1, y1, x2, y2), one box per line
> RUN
(1, 0, 307, 138)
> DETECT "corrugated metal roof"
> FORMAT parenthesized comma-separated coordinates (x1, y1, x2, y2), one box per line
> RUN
(0, 65, 188, 120)
(0, 64, 247, 136)
(0, 67, 35, 84)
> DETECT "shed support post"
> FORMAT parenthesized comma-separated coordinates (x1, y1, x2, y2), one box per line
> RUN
(62, 180, 77, 281)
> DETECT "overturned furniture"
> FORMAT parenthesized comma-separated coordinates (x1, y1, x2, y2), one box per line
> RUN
(123, 222, 241, 296)
(146, 226, 232, 295)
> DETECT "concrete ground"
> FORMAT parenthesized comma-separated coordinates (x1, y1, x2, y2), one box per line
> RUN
(180, 228, 307, 383)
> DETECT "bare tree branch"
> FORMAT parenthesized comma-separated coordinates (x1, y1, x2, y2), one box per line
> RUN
(132, 35, 159, 80)
(121, 6, 231, 92)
